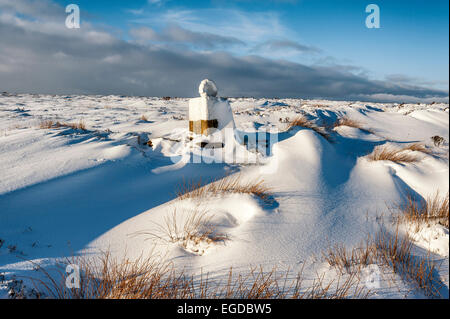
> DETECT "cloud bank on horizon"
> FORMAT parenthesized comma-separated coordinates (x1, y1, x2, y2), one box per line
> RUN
(0, 0, 448, 103)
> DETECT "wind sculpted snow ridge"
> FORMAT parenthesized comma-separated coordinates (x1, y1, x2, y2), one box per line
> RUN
(0, 94, 448, 298)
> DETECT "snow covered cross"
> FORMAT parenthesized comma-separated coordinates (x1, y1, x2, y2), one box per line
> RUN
(188, 79, 235, 136)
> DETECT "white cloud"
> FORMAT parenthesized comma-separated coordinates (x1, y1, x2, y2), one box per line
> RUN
(130, 8, 291, 46)
(102, 55, 122, 64)
(147, 0, 166, 6)
(127, 8, 144, 16)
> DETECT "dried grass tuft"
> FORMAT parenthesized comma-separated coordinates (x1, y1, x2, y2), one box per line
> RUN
(324, 240, 377, 275)
(133, 208, 227, 253)
(39, 120, 55, 129)
(25, 252, 371, 299)
(39, 120, 86, 131)
(333, 117, 363, 129)
(367, 145, 421, 163)
(287, 116, 332, 141)
(333, 116, 374, 134)
(402, 143, 433, 155)
(375, 227, 442, 297)
(398, 192, 449, 230)
(325, 226, 443, 297)
(176, 174, 273, 205)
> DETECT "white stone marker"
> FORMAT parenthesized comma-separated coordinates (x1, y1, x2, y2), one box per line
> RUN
(189, 79, 235, 136)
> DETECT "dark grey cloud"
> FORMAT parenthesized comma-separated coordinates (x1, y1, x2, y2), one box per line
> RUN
(129, 24, 245, 49)
(0, 2, 447, 102)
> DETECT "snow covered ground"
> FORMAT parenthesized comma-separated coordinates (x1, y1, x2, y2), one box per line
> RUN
(0, 92, 448, 298)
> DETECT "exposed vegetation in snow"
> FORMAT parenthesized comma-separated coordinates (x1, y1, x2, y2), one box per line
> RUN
(0, 94, 448, 299)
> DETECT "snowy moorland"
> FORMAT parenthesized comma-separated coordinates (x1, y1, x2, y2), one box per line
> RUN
(0, 92, 448, 299)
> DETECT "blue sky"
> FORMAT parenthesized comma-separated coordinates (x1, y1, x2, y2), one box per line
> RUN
(0, 0, 448, 100)
(53, 0, 449, 90)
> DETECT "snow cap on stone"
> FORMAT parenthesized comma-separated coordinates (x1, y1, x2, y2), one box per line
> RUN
(199, 79, 218, 97)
